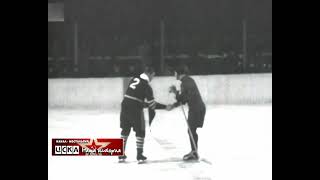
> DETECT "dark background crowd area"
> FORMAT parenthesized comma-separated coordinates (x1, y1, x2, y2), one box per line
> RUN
(48, 0, 271, 78)
(48, 52, 272, 78)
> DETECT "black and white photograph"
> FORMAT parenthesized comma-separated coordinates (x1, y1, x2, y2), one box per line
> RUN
(48, 0, 272, 179)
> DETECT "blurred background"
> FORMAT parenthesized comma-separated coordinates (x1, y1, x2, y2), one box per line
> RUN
(48, 0, 272, 78)
(48, 4, 272, 179)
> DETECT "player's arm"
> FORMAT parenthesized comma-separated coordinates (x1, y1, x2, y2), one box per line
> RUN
(145, 84, 166, 110)
(171, 82, 189, 107)
(143, 101, 166, 109)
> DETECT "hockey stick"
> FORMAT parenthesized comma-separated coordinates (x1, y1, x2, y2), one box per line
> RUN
(180, 104, 198, 154)
(169, 85, 198, 154)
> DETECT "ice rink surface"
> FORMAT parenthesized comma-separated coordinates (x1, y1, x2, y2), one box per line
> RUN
(48, 104, 272, 180)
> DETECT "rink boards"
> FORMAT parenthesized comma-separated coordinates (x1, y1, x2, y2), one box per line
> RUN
(48, 73, 272, 109)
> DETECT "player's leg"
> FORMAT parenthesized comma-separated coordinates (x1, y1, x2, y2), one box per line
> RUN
(119, 103, 132, 160)
(194, 106, 206, 158)
(135, 130, 147, 161)
(183, 126, 199, 160)
(189, 127, 198, 152)
(119, 127, 131, 160)
(134, 110, 147, 161)
(183, 111, 200, 160)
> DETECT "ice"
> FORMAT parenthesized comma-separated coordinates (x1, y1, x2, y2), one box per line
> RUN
(48, 104, 272, 180)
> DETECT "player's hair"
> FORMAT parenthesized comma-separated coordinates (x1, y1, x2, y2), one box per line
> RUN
(175, 64, 189, 75)
(144, 66, 155, 74)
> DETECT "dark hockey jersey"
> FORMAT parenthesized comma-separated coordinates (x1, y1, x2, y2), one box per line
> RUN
(123, 73, 166, 125)
(174, 75, 205, 111)
(124, 73, 166, 110)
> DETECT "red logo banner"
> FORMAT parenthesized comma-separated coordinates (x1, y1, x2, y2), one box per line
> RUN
(52, 138, 123, 156)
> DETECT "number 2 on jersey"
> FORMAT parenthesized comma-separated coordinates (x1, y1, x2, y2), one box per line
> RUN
(129, 78, 140, 89)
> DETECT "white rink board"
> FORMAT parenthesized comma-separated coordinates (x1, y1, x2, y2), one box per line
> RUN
(48, 73, 271, 108)
(48, 77, 123, 109)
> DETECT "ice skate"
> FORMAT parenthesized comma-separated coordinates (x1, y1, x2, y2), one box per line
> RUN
(137, 148, 147, 164)
(118, 154, 127, 163)
(183, 151, 199, 161)
(137, 153, 147, 160)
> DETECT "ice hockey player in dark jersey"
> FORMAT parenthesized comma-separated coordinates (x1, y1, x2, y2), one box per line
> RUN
(119, 66, 170, 162)
(169, 64, 206, 161)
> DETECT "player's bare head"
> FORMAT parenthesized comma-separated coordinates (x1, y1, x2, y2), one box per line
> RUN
(144, 66, 156, 81)
(174, 64, 189, 80)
